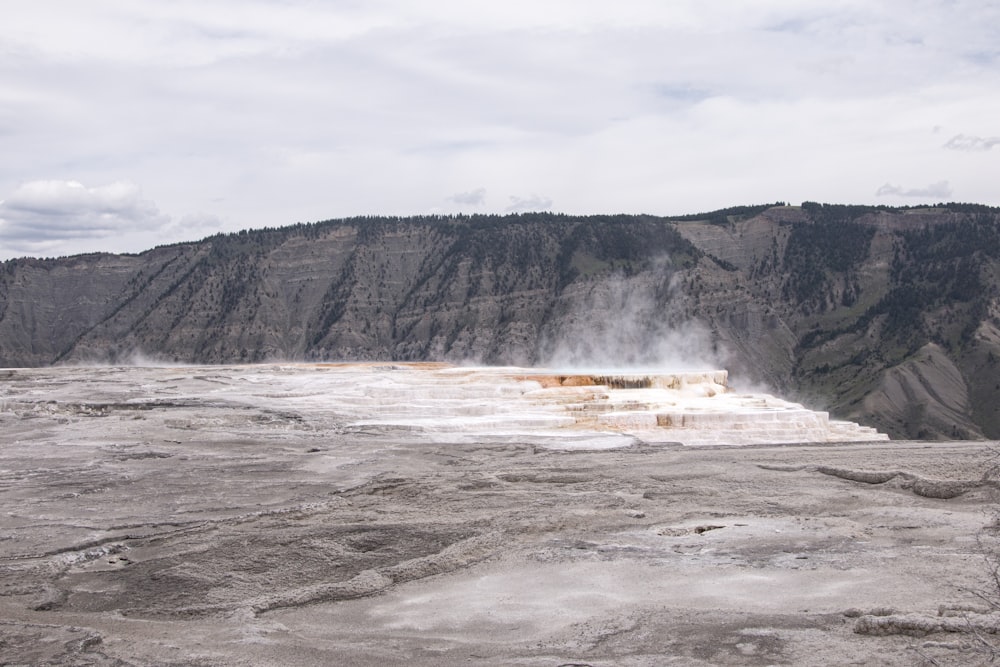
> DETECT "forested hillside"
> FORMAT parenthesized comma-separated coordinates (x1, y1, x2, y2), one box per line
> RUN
(3, 203, 1000, 440)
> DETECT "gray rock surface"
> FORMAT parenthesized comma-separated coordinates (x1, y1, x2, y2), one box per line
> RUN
(1, 364, 997, 665)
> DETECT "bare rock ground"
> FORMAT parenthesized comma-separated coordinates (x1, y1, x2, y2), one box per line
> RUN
(1, 365, 998, 665)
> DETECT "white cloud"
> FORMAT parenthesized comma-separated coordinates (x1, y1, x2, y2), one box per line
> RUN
(0, 180, 169, 256)
(448, 188, 487, 206)
(875, 181, 953, 198)
(506, 194, 553, 212)
(170, 212, 226, 236)
(944, 134, 1000, 151)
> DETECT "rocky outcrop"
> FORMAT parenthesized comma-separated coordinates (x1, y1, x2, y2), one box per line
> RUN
(3, 204, 1000, 439)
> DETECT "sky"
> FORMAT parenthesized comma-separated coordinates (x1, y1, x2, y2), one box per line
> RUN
(1, 0, 999, 260)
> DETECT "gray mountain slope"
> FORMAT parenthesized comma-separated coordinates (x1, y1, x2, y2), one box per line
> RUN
(3, 204, 999, 439)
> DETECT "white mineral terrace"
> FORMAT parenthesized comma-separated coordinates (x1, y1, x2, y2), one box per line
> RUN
(259, 362, 884, 447)
(335, 363, 887, 446)
(0, 363, 887, 447)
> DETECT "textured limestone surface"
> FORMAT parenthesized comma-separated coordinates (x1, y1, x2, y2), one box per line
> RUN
(0, 364, 995, 666)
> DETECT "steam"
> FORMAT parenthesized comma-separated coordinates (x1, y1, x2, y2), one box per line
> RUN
(539, 262, 724, 372)
(60, 348, 185, 368)
(116, 350, 184, 367)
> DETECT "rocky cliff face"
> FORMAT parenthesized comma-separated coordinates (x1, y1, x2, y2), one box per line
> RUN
(3, 205, 999, 440)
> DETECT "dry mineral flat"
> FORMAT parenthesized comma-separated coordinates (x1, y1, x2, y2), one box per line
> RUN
(0, 364, 996, 666)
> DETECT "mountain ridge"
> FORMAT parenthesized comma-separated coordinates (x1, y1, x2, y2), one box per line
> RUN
(3, 203, 1000, 440)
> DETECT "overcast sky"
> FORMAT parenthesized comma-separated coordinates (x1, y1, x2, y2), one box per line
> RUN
(1, 1, 999, 259)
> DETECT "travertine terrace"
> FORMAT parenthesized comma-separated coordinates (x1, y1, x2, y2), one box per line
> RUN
(109, 362, 880, 447)
(0, 363, 994, 666)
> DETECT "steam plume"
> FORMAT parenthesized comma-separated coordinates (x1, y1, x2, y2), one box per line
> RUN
(539, 263, 723, 372)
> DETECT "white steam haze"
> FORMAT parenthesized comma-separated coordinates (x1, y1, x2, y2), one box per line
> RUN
(2, 1, 1000, 259)
(541, 263, 724, 373)
(58, 348, 187, 369)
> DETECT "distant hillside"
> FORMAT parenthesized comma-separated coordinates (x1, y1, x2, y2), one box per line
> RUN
(3, 203, 1000, 440)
